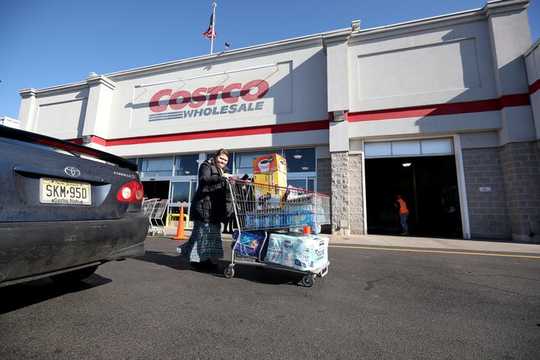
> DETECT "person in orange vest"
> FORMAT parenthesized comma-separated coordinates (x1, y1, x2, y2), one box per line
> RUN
(395, 194, 409, 235)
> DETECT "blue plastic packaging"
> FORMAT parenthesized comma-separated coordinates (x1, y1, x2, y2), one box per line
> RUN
(232, 230, 268, 259)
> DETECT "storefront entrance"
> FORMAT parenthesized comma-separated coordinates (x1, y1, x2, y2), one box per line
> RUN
(364, 139, 462, 238)
(365, 156, 462, 238)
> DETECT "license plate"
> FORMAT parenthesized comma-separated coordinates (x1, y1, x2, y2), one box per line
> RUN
(39, 178, 92, 205)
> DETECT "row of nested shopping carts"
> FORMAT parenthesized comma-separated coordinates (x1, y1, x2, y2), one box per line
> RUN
(223, 178, 331, 287)
(141, 198, 169, 236)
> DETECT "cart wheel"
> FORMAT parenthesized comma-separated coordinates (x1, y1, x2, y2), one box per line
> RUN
(224, 265, 235, 279)
(301, 274, 314, 287)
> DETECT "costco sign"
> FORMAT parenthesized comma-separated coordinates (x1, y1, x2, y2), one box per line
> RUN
(148, 79, 269, 121)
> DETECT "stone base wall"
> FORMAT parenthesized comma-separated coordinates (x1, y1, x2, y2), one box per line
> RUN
(462, 142, 540, 242)
(330, 152, 365, 235)
(499, 141, 540, 243)
(349, 153, 365, 234)
(330, 152, 350, 235)
(462, 148, 511, 239)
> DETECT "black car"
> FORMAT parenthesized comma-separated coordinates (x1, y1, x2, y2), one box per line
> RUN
(0, 125, 148, 287)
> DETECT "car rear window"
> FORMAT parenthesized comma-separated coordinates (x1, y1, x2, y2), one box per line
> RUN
(1, 126, 137, 171)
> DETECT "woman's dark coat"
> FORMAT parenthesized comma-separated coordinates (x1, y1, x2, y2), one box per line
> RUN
(190, 160, 233, 223)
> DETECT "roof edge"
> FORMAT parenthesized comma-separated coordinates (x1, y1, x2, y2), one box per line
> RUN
(351, 6, 484, 39)
(106, 28, 350, 80)
(25, 1, 530, 95)
(524, 37, 540, 57)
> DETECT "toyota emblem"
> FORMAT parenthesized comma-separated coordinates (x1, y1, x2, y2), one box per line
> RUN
(64, 166, 81, 177)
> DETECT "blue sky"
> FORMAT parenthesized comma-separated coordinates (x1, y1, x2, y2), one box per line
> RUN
(1, 0, 538, 119)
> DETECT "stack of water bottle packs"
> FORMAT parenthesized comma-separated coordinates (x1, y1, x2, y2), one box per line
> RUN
(230, 152, 329, 273)
(244, 202, 322, 233)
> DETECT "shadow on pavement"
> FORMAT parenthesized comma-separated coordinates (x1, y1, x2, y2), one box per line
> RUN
(137, 250, 300, 286)
(216, 260, 303, 286)
(135, 250, 192, 270)
(0, 274, 111, 314)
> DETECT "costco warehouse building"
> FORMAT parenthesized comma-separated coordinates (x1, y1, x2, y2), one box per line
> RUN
(17, 0, 540, 242)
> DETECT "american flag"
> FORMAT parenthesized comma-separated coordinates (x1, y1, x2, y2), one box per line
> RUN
(202, 13, 216, 39)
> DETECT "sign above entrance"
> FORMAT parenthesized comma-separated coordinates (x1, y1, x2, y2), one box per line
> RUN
(128, 61, 293, 131)
(147, 79, 270, 122)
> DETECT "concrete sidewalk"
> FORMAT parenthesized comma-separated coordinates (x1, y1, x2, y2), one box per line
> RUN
(163, 226, 540, 255)
(331, 234, 540, 255)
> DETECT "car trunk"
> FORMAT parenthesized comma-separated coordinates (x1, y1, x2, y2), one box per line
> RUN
(0, 128, 139, 222)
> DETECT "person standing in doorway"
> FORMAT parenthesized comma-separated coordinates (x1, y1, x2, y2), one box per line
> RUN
(178, 149, 232, 271)
(395, 194, 409, 235)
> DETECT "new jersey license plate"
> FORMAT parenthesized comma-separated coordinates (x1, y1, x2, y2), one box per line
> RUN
(39, 178, 92, 205)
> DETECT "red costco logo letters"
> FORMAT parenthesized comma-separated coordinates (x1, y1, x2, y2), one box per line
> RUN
(149, 79, 270, 113)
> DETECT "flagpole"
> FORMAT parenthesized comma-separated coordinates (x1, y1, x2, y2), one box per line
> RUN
(210, 1, 217, 55)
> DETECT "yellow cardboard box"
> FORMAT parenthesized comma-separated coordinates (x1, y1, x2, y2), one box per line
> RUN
(253, 172, 288, 197)
(252, 154, 288, 203)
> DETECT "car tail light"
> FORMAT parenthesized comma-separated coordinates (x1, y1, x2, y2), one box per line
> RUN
(116, 180, 144, 203)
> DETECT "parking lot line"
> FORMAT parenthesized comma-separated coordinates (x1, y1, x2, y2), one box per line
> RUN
(328, 244, 540, 260)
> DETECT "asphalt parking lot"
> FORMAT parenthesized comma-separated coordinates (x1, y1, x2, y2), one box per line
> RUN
(1, 237, 539, 359)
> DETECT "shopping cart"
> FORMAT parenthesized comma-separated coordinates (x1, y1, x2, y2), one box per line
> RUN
(148, 199, 168, 236)
(223, 178, 331, 287)
(142, 198, 158, 234)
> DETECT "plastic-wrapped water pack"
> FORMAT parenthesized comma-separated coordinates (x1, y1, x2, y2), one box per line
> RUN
(264, 233, 328, 272)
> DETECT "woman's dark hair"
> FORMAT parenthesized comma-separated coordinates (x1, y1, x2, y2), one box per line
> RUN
(213, 149, 230, 159)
